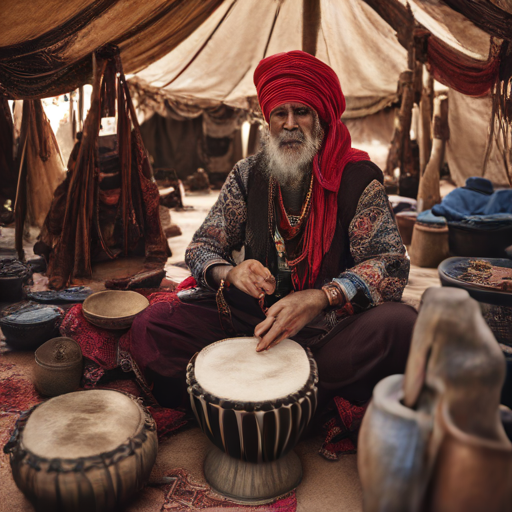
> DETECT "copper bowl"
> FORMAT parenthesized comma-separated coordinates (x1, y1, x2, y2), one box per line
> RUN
(34, 337, 83, 397)
(82, 290, 149, 330)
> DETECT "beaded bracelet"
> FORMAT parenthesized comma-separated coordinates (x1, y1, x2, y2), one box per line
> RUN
(322, 281, 347, 308)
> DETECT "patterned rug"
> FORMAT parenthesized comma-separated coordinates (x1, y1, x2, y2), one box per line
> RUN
(161, 468, 296, 512)
(0, 355, 186, 458)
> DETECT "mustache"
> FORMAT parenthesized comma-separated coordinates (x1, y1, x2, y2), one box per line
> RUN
(277, 130, 306, 146)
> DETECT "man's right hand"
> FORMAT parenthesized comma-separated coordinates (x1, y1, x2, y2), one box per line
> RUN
(226, 259, 276, 299)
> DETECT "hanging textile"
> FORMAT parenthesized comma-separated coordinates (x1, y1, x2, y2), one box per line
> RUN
(427, 36, 501, 97)
(441, 0, 512, 42)
(0, 0, 224, 99)
(24, 101, 66, 228)
(37, 45, 169, 290)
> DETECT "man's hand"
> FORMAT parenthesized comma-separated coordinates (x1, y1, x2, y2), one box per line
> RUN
(226, 259, 276, 299)
(254, 289, 329, 352)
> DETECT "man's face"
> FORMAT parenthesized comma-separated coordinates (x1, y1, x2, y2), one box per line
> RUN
(269, 103, 316, 151)
(262, 102, 322, 188)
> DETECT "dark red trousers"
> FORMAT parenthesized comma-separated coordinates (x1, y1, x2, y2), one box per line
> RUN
(128, 287, 417, 408)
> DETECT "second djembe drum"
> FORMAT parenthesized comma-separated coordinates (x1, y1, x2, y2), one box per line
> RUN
(186, 337, 318, 503)
(5, 390, 158, 512)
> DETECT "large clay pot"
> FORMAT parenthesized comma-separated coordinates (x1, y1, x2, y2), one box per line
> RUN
(426, 400, 512, 512)
(360, 287, 512, 512)
(404, 287, 512, 512)
(358, 374, 432, 512)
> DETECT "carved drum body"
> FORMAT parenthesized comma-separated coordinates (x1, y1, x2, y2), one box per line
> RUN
(5, 390, 158, 512)
(187, 337, 318, 502)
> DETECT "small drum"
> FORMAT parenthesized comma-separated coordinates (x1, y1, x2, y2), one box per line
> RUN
(5, 390, 158, 512)
(187, 337, 318, 502)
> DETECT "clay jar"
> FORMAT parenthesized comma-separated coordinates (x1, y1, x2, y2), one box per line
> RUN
(358, 374, 432, 512)
(34, 337, 83, 396)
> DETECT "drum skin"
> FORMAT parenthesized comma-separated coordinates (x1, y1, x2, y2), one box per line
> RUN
(186, 344, 318, 464)
(4, 390, 158, 512)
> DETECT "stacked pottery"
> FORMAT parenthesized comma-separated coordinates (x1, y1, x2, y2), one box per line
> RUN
(359, 287, 512, 512)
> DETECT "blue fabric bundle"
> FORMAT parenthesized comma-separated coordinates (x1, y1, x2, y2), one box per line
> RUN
(417, 209, 447, 226)
(427, 178, 512, 230)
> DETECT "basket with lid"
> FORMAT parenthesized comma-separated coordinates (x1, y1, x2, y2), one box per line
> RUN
(34, 337, 83, 396)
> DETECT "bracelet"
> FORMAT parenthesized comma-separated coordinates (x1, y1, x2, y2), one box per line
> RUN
(322, 282, 347, 308)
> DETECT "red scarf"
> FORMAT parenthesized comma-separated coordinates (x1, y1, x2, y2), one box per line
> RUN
(254, 51, 369, 289)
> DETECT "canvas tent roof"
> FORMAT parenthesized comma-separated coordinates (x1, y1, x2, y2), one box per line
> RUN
(0, 0, 224, 99)
(1, 0, 510, 188)
(131, 0, 494, 115)
(0, 0, 497, 108)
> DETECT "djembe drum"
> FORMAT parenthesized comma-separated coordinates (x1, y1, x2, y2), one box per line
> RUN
(186, 337, 318, 503)
(5, 390, 158, 512)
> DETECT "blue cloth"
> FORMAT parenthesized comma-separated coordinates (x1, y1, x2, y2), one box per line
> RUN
(483, 190, 512, 215)
(465, 177, 494, 195)
(417, 209, 447, 226)
(452, 214, 512, 229)
(430, 178, 512, 229)
(431, 187, 491, 220)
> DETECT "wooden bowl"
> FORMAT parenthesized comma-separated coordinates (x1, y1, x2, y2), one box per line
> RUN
(82, 290, 149, 330)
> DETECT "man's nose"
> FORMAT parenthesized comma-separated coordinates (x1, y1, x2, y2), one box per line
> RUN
(283, 112, 298, 130)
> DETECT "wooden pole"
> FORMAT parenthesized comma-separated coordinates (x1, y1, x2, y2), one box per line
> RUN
(302, 0, 321, 56)
(385, 29, 426, 196)
(14, 101, 31, 261)
(385, 70, 414, 177)
(78, 85, 84, 133)
(417, 95, 449, 212)
(418, 69, 434, 175)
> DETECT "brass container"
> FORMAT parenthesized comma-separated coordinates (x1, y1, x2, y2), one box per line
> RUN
(34, 337, 83, 397)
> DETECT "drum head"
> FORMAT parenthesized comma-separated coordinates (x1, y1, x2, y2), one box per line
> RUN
(195, 337, 310, 402)
(22, 390, 143, 459)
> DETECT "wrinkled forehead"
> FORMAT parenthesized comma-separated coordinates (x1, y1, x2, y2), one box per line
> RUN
(269, 102, 316, 117)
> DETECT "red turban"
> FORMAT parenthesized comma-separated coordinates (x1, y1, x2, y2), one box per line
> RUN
(254, 50, 370, 289)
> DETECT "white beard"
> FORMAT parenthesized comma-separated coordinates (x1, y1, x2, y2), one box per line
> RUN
(261, 118, 323, 190)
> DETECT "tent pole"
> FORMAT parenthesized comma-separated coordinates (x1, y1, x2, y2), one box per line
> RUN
(385, 71, 414, 179)
(302, 0, 321, 56)
(14, 101, 31, 262)
(417, 95, 448, 212)
(418, 69, 434, 175)
(78, 86, 84, 133)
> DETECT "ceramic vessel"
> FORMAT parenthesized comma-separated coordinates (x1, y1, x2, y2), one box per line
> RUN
(358, 375, 432, 512)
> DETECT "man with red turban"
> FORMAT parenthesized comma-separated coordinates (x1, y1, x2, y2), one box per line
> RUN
(127, 51, 416, 435)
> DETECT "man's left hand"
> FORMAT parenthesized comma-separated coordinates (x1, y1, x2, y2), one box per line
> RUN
(254, 289, 329, 352)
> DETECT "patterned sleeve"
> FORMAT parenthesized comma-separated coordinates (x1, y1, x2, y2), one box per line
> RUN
(332, 179, 409, 316)
(185, 159, 250, 289)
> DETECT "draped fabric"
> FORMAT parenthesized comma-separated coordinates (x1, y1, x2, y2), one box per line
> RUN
(0, 0, 224, 99)
(25, 101, 66, 228)
(427, 36, 501, 97)
(38, 46, 169, 290)
(253, 50, 370, 289)
(441, 0, 512, 42)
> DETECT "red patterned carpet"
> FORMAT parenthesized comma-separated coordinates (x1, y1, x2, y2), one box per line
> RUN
(160, 469, 296, 511)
